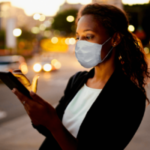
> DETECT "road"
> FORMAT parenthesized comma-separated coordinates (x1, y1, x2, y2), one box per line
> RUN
(0, 53, 150, 150)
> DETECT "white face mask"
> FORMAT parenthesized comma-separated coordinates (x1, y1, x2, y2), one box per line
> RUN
(75, 37, 113, 68)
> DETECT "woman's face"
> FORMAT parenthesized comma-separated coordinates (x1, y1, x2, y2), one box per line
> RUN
(76, 14, 114, 60)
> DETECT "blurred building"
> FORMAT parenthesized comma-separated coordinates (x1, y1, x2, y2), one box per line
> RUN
(92, 0, 123, 9)
(0, 2, 51, 31)
(59, 1, 83, 12)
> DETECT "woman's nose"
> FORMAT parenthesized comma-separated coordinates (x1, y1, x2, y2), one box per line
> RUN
(79, 37, 85, 40)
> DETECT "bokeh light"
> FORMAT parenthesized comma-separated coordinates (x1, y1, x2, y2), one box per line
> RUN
(43, 64, 52, 72)
(44, 20, 51, 27)
(44, 30, 52, 37)
(39, 14, 45, 21)
(31, 27, 40, 34)
(69, 38, 76, 45)
(51, 59, 58, 65)
(13, 28, 22, 37)
(33, 63, 42, 72)
(128, 25, 135, 32)
(39, 24, 46, 31)
(51, 37, 58, 44)
(53, 61, 61, 69)
(51, 59, 61, 69)
(20, 63, 28, 74)
(33, 13, 41, 20)
(65, 38, 70, 45)
(66, 15, 75, 22)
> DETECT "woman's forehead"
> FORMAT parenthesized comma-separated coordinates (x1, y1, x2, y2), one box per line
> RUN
(76, 15, 105, 34)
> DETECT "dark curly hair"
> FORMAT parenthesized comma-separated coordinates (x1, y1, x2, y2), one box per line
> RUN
(76, 3, 150, 104)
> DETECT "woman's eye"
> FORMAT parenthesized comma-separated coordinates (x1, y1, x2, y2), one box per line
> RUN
(86, 36, 93, 40)
(76, 37, 79, 40)
(75, 35, 94, 40)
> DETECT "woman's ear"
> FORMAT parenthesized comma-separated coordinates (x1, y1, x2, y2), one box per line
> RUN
(111, 32, 121, 47)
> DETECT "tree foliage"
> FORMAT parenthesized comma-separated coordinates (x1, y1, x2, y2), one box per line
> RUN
(123, 4, 150, 45)
(51, 9, 78, 36)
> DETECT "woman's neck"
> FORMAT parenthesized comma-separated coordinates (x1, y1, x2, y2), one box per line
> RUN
(94, 63, 115, 83)
(86, 49, 116, 89)
(86, 57, 115, 89)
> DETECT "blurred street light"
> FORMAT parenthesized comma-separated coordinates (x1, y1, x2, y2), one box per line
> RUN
(43, 64, 52, 72)
(44, 30, 52, 37)
(69, 38, 76, 45)
(33, 63, 42, 72)
(13, 28, 22, 37)
(65, 38, 75, 45)
(65, 38, 70, 45)
(31, 27, 40, 34)
(39, 24, 46, 31)
(51, 37, 58, 44)
(128, 25, 135, 32)
(44, 20, 51, 27)
(66, 15, 74, 22)
(33, 13, 41, 20)
(39, 14, 45, 21)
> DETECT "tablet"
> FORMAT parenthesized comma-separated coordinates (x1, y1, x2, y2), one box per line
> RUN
(0, 71, 32, 99)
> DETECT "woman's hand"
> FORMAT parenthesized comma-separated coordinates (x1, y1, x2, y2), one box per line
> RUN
(12, 89, 78, 150)
(12, 88, 57, 128)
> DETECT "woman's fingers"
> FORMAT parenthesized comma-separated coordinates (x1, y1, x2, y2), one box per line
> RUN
(12, 88, 27, 102)
(12, 88, 55, 127)
(12, 88, 33, 106)
(30, 91, 47, 105)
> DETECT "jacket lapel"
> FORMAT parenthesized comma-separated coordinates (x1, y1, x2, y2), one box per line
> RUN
(76, 68, 122, 138)
(63, 68, 95, 112)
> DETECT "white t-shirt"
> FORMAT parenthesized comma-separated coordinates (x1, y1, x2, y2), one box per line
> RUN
(62, 84, 102, 138)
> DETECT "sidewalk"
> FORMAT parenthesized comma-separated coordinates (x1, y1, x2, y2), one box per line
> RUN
(0, 114, 44, 150)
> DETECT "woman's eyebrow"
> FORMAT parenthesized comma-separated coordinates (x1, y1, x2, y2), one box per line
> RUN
(76, 29, 94, 34)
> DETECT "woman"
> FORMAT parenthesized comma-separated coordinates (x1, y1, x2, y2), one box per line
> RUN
(12, 3, 150, 150)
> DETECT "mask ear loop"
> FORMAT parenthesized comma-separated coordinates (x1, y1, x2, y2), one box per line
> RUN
(102, 37, 112, 46)
(100, 37, 113, 62)
(101, 46, 114, 63)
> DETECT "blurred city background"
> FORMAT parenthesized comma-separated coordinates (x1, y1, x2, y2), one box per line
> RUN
(0, 0, 150, 150)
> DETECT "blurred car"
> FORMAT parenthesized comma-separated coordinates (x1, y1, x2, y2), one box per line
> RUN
(0, 55, 28, 74)
(33, 55, 61, 73)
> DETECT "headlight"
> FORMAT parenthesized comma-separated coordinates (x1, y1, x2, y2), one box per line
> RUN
(43, 63, 52, 72)
(33, 63, 42, 72)
(51, 59, 61, 69)
(51, 59, 58, 65)
(53, 61, 61, 69)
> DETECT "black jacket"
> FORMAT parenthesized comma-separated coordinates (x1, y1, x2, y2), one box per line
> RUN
(33, 68, 146, 150)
